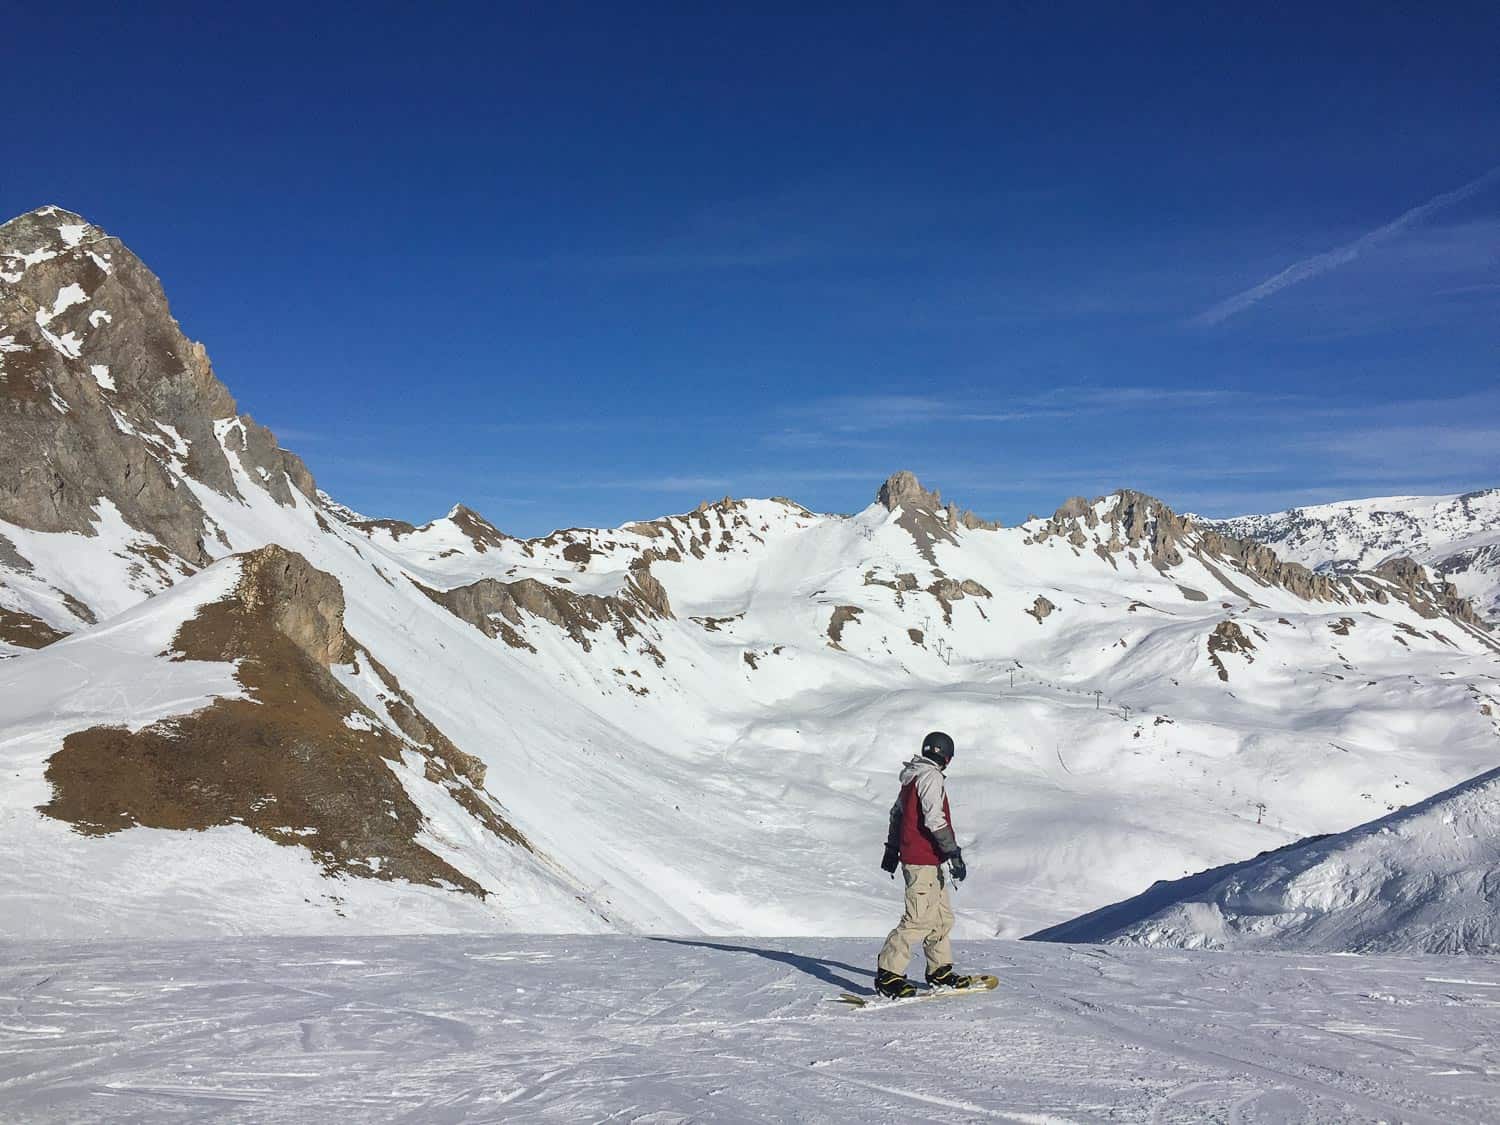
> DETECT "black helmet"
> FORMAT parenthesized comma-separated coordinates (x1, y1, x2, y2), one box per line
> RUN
(921, 731, 955, 768)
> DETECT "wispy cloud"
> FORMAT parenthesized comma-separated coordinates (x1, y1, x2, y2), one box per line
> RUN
(1194, 164, 1500, 326)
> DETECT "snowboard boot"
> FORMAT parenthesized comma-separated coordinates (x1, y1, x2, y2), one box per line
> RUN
(925, 964, 977, 990)
(874, 968, 916, 999)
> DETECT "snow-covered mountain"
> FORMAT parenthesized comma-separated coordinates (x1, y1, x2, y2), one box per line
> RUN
(1202, 491, 1500, 623)
(4, 205, 1499, 945)
(1028, 764, 1500, 953)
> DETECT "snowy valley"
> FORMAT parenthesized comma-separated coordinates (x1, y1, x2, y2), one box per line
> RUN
(3, 205, 1500, 950)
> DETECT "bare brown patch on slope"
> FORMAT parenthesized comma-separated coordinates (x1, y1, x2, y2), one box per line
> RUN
(351, 517, 418, 539)
(414, 562, 671, 665)
(1025, 595, 1057, 624)
(41, 546, 527, 896)
(826, 605, 863, 649)
(1207, 620, 1256, 682)
(0, 606, 69, 649)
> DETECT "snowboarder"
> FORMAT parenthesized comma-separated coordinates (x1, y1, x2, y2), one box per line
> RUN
(874, 731, 977, 998)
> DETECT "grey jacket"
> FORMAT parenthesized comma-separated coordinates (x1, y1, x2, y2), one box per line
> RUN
(885, 755, 960, 859)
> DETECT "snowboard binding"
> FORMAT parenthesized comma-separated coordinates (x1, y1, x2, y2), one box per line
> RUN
(874, 968, 917, 999)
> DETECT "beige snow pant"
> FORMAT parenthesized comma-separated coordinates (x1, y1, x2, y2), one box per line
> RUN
(876, 863, 954, 976)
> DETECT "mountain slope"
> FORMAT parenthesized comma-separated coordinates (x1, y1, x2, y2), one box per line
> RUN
(1, 545, 603, 938)
(1203, 490, 1500, 623)
(4, 203, 1499, 942)
(1027, 765, 1500, 953)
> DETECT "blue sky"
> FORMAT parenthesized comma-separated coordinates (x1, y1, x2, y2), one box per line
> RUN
(6, 3, 1497, 534)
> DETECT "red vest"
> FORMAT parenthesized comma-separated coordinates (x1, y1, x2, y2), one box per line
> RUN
(899, 780, 953, 866)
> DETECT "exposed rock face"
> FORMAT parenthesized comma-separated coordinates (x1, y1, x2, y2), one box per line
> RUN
(1035, 489, 1192, 568)
(826, 605, 863, 649)
(1373, 556, 1486, 627)
(0, 606, 69, 649)
(618, 496, 765, 560)
(40, 546, 523, 894)
(875, 471, 999, 563)
(1026, 596, 1057, 624)
(878, 471, 942, 512)
(448, 504, 508, 552)
(1053, 496, 1095, 522)
(1037, 489, 1490, 634)
(351, 517, 419, 539)
(234, 545, 349, 666)
(1196, 531, 1340, 601)
(0, 206, 315, 575)
(927, 577, 993, 624)
(417, 566, 671, 661)
(1198, 489, 1500, 626)
(1207, 620, 1256, 681)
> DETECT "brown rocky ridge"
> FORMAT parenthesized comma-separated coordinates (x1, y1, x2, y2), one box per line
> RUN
(42, 545, 526, 896)
(876, 471, 1001, 564)
(414, 565, 672, 665)
(1035, 489, 1494, 645)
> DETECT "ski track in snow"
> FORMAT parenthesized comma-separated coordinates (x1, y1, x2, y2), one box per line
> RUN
(1, 936, 1498, 1123)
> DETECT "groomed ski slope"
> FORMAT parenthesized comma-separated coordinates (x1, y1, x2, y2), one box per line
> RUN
(3, 935, 1499, 1123)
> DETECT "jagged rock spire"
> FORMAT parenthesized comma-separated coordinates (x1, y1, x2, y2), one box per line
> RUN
(877, 471, 943, 512)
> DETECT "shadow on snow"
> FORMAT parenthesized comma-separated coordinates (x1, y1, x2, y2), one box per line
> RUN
(647, 937, 872, 994)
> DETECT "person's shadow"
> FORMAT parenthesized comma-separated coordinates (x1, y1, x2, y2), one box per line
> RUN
(648, 937, 871, 994)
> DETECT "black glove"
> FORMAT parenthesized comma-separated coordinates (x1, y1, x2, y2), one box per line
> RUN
(880, 843, 900, 876)
(947, 851, 967, 884)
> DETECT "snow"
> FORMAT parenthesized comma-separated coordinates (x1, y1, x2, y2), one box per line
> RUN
(1030, 765, 1500, 954)
(36, 283, 88, 325)
(88, 308, 112, 327)
(0, 334, 29, 352)
(56, 221, 88, 247)
(34, 320, 83, 359)
(18, 246, 58, 269)
(152, 422, 190, 458)
(0, 562, 247, 931)
(1, 934, 1497, 1122)
(90, 363, 115, 390)
(0, 499, 189, 623)
(315, 489, 369, 524)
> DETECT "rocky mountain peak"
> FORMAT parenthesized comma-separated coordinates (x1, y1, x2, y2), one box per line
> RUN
(873, 471, 1000, 564)
(877, 470, 943, 512)
(446, 504, 509, 552)
(1, 205, 317, 617)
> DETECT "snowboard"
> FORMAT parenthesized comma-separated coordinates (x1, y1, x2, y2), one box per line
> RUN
(831, 974, 998, 1010)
